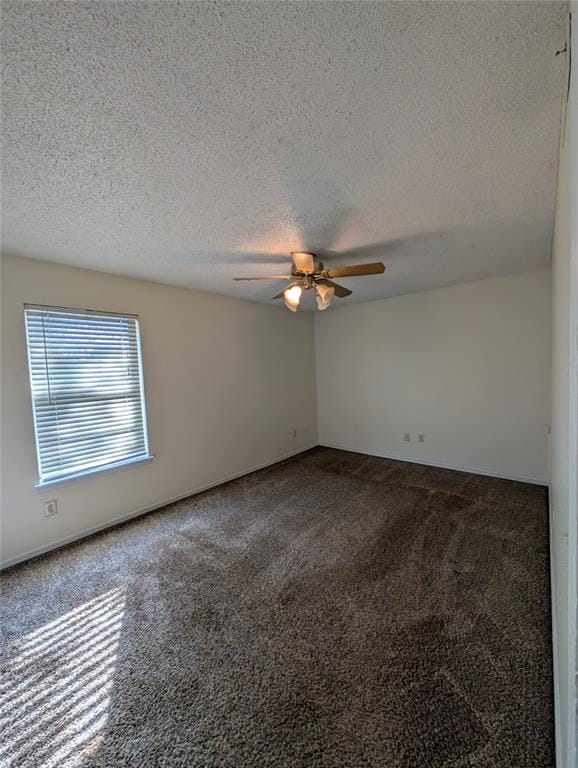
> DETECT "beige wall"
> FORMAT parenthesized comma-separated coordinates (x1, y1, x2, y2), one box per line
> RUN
(0, 254, 317, 566)
(315, 270, 551, 484)
(549, 7, 577, 764)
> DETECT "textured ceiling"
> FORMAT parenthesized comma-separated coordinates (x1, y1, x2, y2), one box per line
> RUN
(1, 1, 567, 307)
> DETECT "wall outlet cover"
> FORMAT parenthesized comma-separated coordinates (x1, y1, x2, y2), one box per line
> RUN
(44, 500, 58, 517)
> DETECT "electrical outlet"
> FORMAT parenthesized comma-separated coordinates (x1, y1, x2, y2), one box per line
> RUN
(418, 434, 425, 443)
(44, 499, 58, 518)
(404, 433, 411, 442)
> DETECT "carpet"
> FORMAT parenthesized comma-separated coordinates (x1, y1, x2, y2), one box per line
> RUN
(0, 447, 554, 767)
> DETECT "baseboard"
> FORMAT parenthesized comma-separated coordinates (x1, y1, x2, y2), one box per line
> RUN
(2, 441, 547, 569)
(318, 443, 549, 486)
(549, 498, 563, 768)
(0, 443, 317, 570)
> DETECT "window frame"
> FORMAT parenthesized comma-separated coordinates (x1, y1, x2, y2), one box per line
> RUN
(24, 304, 153, 489)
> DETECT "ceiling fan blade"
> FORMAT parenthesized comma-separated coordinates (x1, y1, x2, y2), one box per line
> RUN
(233, 275, 293, 281)
(317, 278, 352, 298)
(291, 251, 316, 273)
(325, 262, 385, 278)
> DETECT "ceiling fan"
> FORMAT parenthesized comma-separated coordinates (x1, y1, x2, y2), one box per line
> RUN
(233, 251, 385, 311)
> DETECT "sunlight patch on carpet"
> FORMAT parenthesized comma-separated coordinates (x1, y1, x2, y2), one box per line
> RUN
(0, 587, 126, 768)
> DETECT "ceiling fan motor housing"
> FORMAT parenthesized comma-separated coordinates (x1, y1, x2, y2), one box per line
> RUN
(291, 273, 320, 289)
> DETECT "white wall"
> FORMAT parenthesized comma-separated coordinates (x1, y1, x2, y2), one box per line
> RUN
(549, 6, 577, 765)
(315, 269, 551, 484)
(0, 254, 317, 566)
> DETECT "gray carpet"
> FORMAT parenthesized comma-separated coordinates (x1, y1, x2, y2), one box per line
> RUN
(0, 447, 554, 767)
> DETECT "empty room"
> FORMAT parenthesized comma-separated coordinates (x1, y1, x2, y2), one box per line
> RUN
(1, 2, 577, 767)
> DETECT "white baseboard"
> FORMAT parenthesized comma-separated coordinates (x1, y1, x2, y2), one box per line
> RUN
(0, 443, 317, 570)
(318, 443, 549, 486)
(2, 441, 547, 569)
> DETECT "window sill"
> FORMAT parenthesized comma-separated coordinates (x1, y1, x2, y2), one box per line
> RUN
(35, 454, 155, 491)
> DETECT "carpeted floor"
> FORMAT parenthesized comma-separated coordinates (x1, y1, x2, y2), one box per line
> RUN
(0, 447, 554, 767)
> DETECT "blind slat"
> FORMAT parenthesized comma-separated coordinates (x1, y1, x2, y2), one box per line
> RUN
(40, 444, 148, 470)
(25, 306, 149, 483)
(33, 405, 143, 424)
(41, 449, 149, 480)
(41, 440, 148, 468)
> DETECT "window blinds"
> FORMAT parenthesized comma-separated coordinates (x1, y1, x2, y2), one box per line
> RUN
(25, 306, 149, 484)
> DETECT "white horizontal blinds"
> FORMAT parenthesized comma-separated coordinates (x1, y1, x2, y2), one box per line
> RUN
(25, 307, 149, 483)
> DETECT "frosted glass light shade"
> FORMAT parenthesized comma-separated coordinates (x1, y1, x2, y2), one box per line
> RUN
(284, 285, 302, 311)
(316, 283, 335, 310)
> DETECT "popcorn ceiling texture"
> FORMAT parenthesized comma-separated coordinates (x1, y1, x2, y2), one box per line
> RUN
(1, 1, 567, 306)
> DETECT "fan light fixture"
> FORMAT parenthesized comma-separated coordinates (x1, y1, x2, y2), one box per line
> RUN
(315, 283, 335, 311)
(233, 251, 385, 312)
(283, 285, 302, 312)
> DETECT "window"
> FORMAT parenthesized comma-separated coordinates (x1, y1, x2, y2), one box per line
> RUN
(25, 305, 151, 486)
